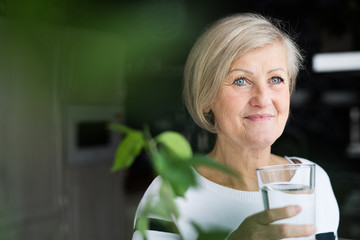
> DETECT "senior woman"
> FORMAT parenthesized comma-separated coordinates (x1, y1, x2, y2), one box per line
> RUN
(132, 13, 339, 240)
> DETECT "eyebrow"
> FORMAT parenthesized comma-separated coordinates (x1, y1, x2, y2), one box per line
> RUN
(267, 68, 286, 74)
(228, 68, 254, 75)
(228, 68, 286, 75)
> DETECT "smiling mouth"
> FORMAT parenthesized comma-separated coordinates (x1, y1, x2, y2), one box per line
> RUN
(245, 114, 273, 121)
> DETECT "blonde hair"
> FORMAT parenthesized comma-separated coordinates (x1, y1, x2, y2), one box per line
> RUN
(183, 13, 303, 133)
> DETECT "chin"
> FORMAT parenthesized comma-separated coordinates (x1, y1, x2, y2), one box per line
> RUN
(248, 141, 275, 150)
(246, 134, 280, 149)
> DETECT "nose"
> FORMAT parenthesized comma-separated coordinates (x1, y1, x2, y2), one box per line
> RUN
(249, 85, 272, 108)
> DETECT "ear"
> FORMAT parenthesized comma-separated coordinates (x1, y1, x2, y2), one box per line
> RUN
(204, 106, 212, 114)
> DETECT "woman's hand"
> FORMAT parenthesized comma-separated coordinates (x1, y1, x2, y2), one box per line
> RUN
(227, 205, 317, 240)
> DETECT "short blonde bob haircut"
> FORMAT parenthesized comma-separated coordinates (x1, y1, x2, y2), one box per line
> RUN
(183, 13, 303, 133)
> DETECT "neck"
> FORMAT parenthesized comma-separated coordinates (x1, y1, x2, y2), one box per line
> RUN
(196, 137, 283, 191)
(211, 139, 272, 171)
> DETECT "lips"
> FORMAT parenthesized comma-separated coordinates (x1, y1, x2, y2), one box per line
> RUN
(244, 114, 273, 121)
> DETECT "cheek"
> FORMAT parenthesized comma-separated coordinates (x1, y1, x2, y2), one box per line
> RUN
(212, 94, 235, 125)
(215, 92, 244, 117)
(275, 91, 290, 119)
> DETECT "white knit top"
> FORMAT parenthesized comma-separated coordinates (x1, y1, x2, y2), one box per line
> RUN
(132, 157, 339, 240)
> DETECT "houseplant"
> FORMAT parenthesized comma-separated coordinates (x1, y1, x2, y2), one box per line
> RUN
(110, 124, 236, 239)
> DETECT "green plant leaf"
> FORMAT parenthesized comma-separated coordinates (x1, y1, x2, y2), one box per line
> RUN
(135, 192, 180, 237)
(135, 216, 149, 239)
(134, 194, 156, 239)
(152, 151, 169, 174)
(155, 131, 192, 160)
(166, 165, 195, 197)
(111, 131, 145, 171)
(159, 181, 179, 218)
(153, 153, 196, 197)
(108, 125, 238, 238)
(192, 222, 230, 240)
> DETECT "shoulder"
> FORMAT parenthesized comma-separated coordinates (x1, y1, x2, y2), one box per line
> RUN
(135, 175, 164, 209)
(133, 176, 163, 224)
(288, 156, 340, 234)
(286, 156, 337, 206)
(139, 176, 163, 199)
(132, 176, 183, 239)
(287, 156, 329, 180)
(287, 156, 316, 166)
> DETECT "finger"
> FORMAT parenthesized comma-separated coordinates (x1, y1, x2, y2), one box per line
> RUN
(254, 205, 301, 224)
(270, 224, 317, 239)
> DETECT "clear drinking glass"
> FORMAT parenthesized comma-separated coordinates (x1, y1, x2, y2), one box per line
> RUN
(256, 164, 316, 240)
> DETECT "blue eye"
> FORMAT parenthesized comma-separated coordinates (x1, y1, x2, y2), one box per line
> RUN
(233, 77, 246, 86)
(270, 77, 283, 84)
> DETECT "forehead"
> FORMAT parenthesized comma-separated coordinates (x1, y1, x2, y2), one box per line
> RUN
(229, 43, 288, 73)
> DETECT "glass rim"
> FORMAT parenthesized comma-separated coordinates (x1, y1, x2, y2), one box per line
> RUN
(256, 163, 315, 172)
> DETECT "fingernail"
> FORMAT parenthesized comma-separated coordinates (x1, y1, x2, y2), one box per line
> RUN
(294, 205, 302, 213)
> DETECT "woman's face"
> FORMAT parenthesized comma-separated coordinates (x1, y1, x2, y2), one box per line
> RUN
(211, 43, 290, 149)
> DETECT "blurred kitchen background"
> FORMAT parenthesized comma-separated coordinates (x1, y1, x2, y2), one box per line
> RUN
(0, 0, 359, 239)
